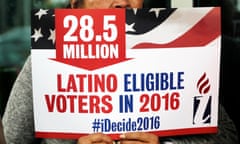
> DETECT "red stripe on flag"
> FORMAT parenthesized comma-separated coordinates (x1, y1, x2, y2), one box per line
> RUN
(35, 126, 218, 140)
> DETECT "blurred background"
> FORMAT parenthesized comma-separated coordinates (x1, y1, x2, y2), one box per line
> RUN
(0, 0, 240, 138)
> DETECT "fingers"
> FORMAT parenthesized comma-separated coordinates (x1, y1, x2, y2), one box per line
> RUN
(119, 132, 159, 144)
(120, 132, 147, 141)
(77, 132, 159, 144)
(77, 133, 113, 144)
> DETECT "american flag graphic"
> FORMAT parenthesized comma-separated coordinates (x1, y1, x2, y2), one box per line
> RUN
(125, 7, 220, 49)
(31, 9, 55, 49)
(31, 7, 220, 50)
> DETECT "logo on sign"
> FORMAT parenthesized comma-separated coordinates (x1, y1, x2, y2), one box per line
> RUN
(193, 72, 212, 125)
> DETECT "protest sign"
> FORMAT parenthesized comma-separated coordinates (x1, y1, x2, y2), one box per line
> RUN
(31, 7, 221, 139)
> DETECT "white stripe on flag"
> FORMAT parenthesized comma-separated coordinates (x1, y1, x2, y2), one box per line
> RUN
(171, 0, 193, 8)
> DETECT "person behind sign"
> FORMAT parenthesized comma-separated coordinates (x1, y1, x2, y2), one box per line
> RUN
(0, 117, 6, 144)
(2, 0, 239, 144)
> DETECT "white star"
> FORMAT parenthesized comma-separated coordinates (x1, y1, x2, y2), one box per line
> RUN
(132, 8, 138, 15)
(35, 9, 48, 20)
(149, 8, 165, 18)
(126, 23, 136, 32)
(31, 28, 43, 42)
(48, 29, 55, 44)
